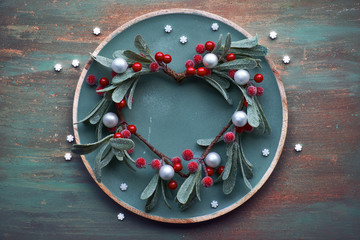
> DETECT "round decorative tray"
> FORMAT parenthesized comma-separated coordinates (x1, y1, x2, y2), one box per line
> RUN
(73, 9, 287, 223)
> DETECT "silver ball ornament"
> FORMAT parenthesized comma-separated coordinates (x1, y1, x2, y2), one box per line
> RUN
(205, 152, 221, 168)
(112, 58, 128, 73)
(232, 111, 248, 127)
(102, 112, 119, 128)
(234, 69, 250, 85)
(203, 53, 218, 68)
(159, 165, 175, 180)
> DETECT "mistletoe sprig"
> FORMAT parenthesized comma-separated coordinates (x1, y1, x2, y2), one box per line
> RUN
(72, 33, 271, 211)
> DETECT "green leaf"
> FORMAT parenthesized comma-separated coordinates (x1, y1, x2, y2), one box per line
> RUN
(204, 76, 232, 105)
(141, 173, 159, 200)
(177, 190, 197, 211)
(221, 33, 232, 59)
(222, 143, 235, 180)
(207, 72, 231, 89)
(112, 79, 134, 103)
(127, 77, 139, 109)
(72, 134, 113, 155)
(96, 84, 117, 93)
(214, 58, 257, 71)
(90, 53, 113, 68)
(99, 148, 115, 168)
(96, 119, 103, 141)
(123, 155, 137, 172)
(123, 50, 152, 63)
(145, 185, 159, 212)
(109, 138, 135, 151)
(254, 96, 271, 135)
(176, 171, 197, 204)
(196, 138, 215, 147)
(238, 148, 253, 190)
(134, 35, 154, 61)
(76, 97, 106, 124)
(112, 50, 136, 64)
(223, 146, 238, 195)
(161, 180, 172, 209)
(194, 164, 202, 201)
(112, 70, 138, 84)
(94, 142, 110, 182)
(211, 34, 223, 55)
(230, 35, 258, 49)
(247, 99, 260, 128)
(124, 150, 135, 163)
(89, 100, 111, 125)
(232, 45, 269, 57)
(112, 148, 124, 161)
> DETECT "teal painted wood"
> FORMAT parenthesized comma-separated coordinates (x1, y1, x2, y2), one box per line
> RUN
(0, 0, 359, 239)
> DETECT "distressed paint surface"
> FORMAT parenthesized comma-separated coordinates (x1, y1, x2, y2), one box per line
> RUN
(0, 0, 359, 239)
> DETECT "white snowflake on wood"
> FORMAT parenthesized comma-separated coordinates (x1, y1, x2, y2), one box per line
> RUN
(66, 134, 74, 143)
(93, 27, 101, 36)
(295, 144, 303, 152)
(120, 183, 128, 191)
(164, 25, 172, 33)
(210, 200, 219, 209)
(54, 64, 62, 72)
(64, 152, 72, 161)
(179, 36, 187, 44)
(117, 213, 125, 221)
(269, 31, 277, 40)
(262, 148, 270, 157)
(71, 59, 80, 68)
(283, 55, 291, 64)
(211, 23, 219, 31)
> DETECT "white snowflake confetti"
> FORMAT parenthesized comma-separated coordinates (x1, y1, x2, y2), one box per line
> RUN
(66, 134, 74, 143)
(93, 27, 101, 36)
(164, 25, 172, 33)
(210, 200, 219, 209)
(269, 31, 277, 40)
(179, 36, 187, 44)
(117, 213, 125, 221)
(71, 59, 80, 68)
(295, 144, 303, 152)
(64, 152, 72, 161)
(211, 23, 219, 31)
(283, 55, 291, 64)
(262, 148, 270, 157)
(54, 64, 62, 72)
(120, 183, 128, 191)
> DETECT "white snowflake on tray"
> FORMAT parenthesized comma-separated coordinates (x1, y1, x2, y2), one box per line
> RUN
(211, 23, 219, 31)
(93, 27, 101, 36)
(54, 64, 62, 72)
(164, 25, 172, 33)
(66, 134, 74, 143)
(179, 36, 188, 44)
(262, 148, 270, 157)
(64, 152, 72, 161)
(71, 59, 80, 68)
(120, 183, 128, 191)
(282, 55, 291, 64)
(210, 200, 219, 209)
(269, 31, 277, 40)
(295, 144, 303, 152)
(117, 213, 125, 221)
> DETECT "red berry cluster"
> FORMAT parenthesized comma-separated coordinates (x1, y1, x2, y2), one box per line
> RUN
(235, 123, 254, 133)
(246, 73, 264, 97)
(155, 52, 172, 64)
(86, 74, 110, 97)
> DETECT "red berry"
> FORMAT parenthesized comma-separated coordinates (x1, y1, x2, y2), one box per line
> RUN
(226, 53, 236, 61)
(96, 86, 104, 96)
(187, 161, 198, 173)
(247, 86, 257, 96)
(244, 100, 248, 107)
(135, 157, 146, 168)
(244, 123, 254, 133)
(155, 52, 164, 62)
(111, 71, 117, 78)
(127, 124, 137, 134)
(182, 149, 194, 161)
(223, 132, 235, 143)
(193, 54, 203, 64)
(151, 159, 161, 170)
(195, 44, 205, 54)
(197, 67, 206, 77)
(173, 163, 183, 172)
(163, 54, 172, 64)
(236, 126, 245, 133)
(206, 167, 215, 176)
(205, 68, 211, 76)
(254, 73, 264, 83)
(150, 62, 159, 72)
(186, 67, 196, 76)
(205, 41, 216, 51)
(86, 74, 97, 86)
(127, 148, 134, 154)
(116, 99, 126, 109)
(217, 166, 225, 175)
(132, 62, 142, 72)
(99, 77, 109, 87)
(228, 69, 236, 79)
(256, 87, 264, 96)
(168, 180, 178, 190)
(113, 132, 123, 138)
(121, 129, 131, 138)
(202, 176, 213, 188)
(185, 60, 195, 68)
(172, 157, 182, 164)
(108, 127, 117, 133)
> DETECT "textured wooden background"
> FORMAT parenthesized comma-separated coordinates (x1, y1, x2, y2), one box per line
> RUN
(0, 0, 359, 239)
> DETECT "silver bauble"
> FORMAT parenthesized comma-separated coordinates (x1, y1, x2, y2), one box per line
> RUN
(205, 152, 221, 168)
(159, 165, 175, 180)
(112, 58, 128, 73)
(234, 69, 250, 85)
(203, 53, 218, 68)
(102, 112, 119, 128)
(232, 111, 248, 127)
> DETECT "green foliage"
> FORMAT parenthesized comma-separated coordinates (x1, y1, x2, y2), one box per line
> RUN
(72, 135, 113, 155)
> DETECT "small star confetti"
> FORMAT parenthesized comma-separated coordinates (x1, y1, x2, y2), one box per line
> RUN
(211, 200, 219, 209)
(71, 59, 80, 68)
(117, 213, 125, 221)
(283, 55, 291, 64)
(179, 36, 187, 44)
(66, 134, 74, 143)
(54, 64, 62, 72)
(64, 152, 72, 161)
(211, 23, 219, 31)
(93, 27, 101, 36)
(262, 148, 270, 157)
(269, 31, 277, 40)
(120, 183, 128, 191)
(164, 25, 172, 33)
(295, 144, 303, 152)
